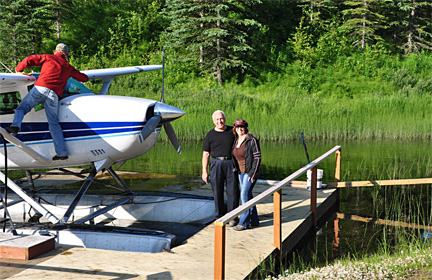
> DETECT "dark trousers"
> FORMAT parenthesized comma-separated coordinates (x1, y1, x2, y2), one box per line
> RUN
(210, 158, 239, 218)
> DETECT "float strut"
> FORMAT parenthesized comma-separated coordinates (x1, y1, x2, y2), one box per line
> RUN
(62, 167, 97, 223)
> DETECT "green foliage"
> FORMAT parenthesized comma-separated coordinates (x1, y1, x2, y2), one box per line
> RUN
(388, 0, 432, 55)
(247, 0, 301, 73)
(105, 1, 165, 57)
(1, 0, 432, 80)
(1, 0, 431, 142)
(289, 12, 353, 68)
(0, 0, 54, 66)
(341, 0, 389, 51)
(59, 0, 165, 59)
(163, 0, 260, 83)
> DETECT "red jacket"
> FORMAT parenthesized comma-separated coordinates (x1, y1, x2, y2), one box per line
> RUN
(15, 53, 89, 97)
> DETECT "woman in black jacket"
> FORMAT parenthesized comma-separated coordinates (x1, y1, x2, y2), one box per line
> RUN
(231, 119, 261, 231)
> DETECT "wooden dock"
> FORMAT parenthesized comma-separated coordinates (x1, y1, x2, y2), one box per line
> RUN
(1, 182, 337, 280)
(3, 145, 431, 279)
(2, 146, 342, 279)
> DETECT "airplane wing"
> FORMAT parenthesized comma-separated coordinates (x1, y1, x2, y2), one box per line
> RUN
(0, 127, 50, 164)
(1, 66, 162, 95)
(82, 65, 163, 95)
(0, 73, 37, 88)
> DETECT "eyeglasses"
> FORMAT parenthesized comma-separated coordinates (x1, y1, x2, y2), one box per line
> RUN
(235, 126, 246, 128)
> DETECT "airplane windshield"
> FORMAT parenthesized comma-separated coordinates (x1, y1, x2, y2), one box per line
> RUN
(63, 78, 93, 98)
(31, 73, 93, 98)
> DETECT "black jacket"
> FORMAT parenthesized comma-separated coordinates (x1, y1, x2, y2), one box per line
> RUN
(232, 133, 261, 181)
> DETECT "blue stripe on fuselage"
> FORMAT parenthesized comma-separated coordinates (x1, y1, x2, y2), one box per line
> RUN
(0, 121, 148, 145)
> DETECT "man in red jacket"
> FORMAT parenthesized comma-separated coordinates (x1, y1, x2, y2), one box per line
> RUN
(5, 43, 89, 160)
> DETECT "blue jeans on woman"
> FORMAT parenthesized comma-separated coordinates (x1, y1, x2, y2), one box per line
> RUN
(238, 172, 259, 228)
(12, 86, 68, 157)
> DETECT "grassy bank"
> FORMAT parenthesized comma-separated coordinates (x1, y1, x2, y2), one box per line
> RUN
(74, 52, 432, 141)
(266, 247, 432, 279)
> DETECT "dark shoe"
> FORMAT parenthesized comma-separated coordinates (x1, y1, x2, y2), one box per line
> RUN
(247, 223, 259, 229)
(52, 155, 68, 161)
(233, 225, 246, 231)
(229, 220, 238, 227)
(5, 126, 19, 135)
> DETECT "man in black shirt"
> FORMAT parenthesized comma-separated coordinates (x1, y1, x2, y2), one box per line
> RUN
(202, 110, 239, 225)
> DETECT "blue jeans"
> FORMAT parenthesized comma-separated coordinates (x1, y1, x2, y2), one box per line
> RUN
(238, 172, 259, 228)
(12, 86, 68, 157)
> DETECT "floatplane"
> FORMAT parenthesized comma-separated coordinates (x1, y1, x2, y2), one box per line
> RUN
(0, 49, 186, 227)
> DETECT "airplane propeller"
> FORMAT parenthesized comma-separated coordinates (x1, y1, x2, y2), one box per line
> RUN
(138, 115, 161, 143)
(138, 47, 184, 154)
(164, 122, 181, 154)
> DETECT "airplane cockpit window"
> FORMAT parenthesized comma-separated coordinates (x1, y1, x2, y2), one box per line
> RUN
(62, 78, 93, 99)
(0, 91, 21, 115)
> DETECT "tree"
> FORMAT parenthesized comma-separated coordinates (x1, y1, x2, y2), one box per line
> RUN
(247, 0, 301, 73)
(0, 0, 54, 66)
(163, 0, 260, 84)
(289, 1, 352, 67)
(106, 1, 166, 58)
(341, 0, 388, 51)
(392, 0, 432, 55)
(59, 0, 165, 60)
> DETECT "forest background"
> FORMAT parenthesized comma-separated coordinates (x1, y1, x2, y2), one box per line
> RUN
(1, 0, 431, 141)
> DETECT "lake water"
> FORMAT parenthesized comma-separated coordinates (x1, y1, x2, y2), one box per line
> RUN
(122, 139, 431, 182)
(120, 139, 432, 266)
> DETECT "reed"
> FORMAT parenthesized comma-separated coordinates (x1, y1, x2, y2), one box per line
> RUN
(105, 78, 432, 141)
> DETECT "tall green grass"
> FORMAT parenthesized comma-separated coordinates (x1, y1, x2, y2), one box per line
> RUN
(73, 51, 432, 141)
(103, 79, 432, 141)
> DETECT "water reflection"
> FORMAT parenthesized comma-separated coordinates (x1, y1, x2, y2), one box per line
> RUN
(121, 139, 432, 182)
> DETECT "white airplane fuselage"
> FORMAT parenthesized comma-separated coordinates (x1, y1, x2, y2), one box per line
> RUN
(0, 63, 184, 225)
(0, 71, 184, 170)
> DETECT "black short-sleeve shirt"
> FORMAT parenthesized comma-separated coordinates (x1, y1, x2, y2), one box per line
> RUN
(203, 126, 235, 158)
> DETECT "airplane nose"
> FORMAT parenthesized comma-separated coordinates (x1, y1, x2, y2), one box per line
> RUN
(154, 102, 185, 123)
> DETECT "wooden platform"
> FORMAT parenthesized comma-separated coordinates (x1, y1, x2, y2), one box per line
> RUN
(0, 233, 55, 260)
(1, 183, 337, 280)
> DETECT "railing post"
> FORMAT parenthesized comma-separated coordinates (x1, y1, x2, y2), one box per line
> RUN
(335, 148, 341, 183)
(310, 166, 317, 226)
(273, 189, 282, 251)
(214, 222, 226, 280)
(335, 148, 341, 209)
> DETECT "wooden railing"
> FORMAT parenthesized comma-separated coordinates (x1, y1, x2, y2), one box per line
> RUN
(214, 145, 342, 280)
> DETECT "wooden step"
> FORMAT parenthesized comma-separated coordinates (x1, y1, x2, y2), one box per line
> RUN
(0, 233, 55, 260)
